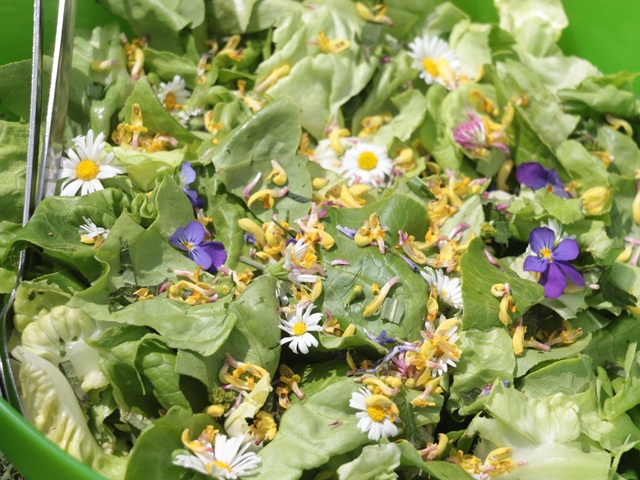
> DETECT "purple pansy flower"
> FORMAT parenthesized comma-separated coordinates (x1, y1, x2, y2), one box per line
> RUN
(170, 221, 226, 273)
(523, 227, 584, 298)
(179, 162, 204, 208)
(515, 162, 571, 199)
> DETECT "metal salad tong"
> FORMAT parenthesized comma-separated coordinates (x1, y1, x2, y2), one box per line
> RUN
(0, 0, 76, 413)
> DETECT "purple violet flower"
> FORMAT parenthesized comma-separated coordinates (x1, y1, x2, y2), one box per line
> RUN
(179, 162, 204, 208)
(170, 221, 227, 273)
(515, 162, 571, 199)
(523, 227, 584, 298)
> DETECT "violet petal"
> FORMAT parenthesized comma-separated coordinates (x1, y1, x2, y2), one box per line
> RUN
(556, 261, 585, 287)
(540, 262, 566, 298)
(523, 255, 548, 273)
(529, 227, 555, 255)
(552, 238, 580, 261)
(515, 162, 548, 190)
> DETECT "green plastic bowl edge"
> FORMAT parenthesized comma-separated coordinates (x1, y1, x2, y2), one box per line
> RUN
(0, 397, 105, 479)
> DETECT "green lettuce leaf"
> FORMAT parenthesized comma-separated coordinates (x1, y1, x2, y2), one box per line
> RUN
(0, 121, 28, 223)
(336, 443, 400, 480)
(460, 238, 544, 330)
(321, 192, 430, 340)
(252, 361, 370, 480)
(206, 97, 312, 222)
(124, 407, 216, 480)
(98, 0, 206, 53)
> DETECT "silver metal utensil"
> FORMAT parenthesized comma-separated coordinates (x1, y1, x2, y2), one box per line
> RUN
(0, 0, 77, 413)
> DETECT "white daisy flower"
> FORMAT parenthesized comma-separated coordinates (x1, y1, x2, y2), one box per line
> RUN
(59, 130, 125, 196)
(407, 35, 461, 89)
(173, 433, 261, 479)
(349, 387, 399, 441)
(310, 138, 357, 174)
(156, 75, 190, 111)
(79, 216, 109, 245)
(340, 142, 393, 187)
(423, 315, 461, 376)
(279, 303, 323, 354)
(420, 267, 463, 310)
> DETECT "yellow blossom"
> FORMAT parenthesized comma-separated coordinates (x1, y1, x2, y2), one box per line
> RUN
(354, 213, 387, 253)
(250, 411, 277, 443)
(219, 354, 267, 391)
(581, 186, 610, 216)
(276, 386, 291, 409)
(248, 187, 289, 209)
(393, 148, 415, 171)
(255, 64, 291, 92)
(329, 126, 351, 155)
(358, 113, 392, 137)
(363, 276, 399, 317)
(216, 35, 243, 62)
(203, 110, 224, 136)
(338, 184, 370, 208)
(124, 104, 148, 149)
(342, 323, 356, 337)
(133, 288, 154, 301)
(205, 404, 226, 418)
(512, 323, 525, 355)
(312, 177, 329, 190)
(356, 2, 394, 26)
(265, 159, 288, 186)
(238, 218, 266, 248)
(316, 30, 350, 54)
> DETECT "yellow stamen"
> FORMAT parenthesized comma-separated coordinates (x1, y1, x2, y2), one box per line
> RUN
(213, 460, 232, 472)
(76, 160, 100, 181)
(357, 151, 379, 170)
(293, 322, 307, 336)
(366, 404, 386, 422)
(540, 247, 552, 260)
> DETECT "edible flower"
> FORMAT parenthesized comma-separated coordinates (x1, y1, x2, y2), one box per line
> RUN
(79, 217, 109, 248)
(173, 429, 261, 479)
(349, 387, 399, 441)
(515, 162, 571, 198)
(341, 142, 393, 187)
(170, 221, 227, 273)
(420, 268, 463, 310)
(363, 276, 399, 317)
(279, 303, 323, 354)
(354, 213, 387, 254)
(155, 75, 189, 111)
(59, 130, 125, 196)
(407, 35, 460, 89)
(523, 226, 584, 298)
(355, 2, 393, 26)
(179, 162, 204, 208)
(314, 30, 350, 54)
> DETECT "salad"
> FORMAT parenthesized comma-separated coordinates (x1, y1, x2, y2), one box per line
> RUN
(1, 0, 640, 479)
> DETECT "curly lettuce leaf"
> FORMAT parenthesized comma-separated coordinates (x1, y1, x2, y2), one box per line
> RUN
(98, 0, 206, 53)
(15, 346, 127, 479)
(468, 380, 611, 480)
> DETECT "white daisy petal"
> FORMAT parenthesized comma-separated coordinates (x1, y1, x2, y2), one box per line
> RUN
(340, 142, 393, 187)
(407, 34, 461, 89)
(349, 387, 398, 441)
(279, 303, 323, 354)
(58, 129, 124, 197)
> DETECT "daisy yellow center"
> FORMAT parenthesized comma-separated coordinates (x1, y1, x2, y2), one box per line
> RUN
(357, 151, 378, 171)
(540, 247, 552, 260)
(76, 160, 100, 181)
(422, 58, 439, 77)
(213, 460, 233, 472)
(366, 404, 386, 423)
(165, 92, 178, 111)
(293, 322, 307, 336)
